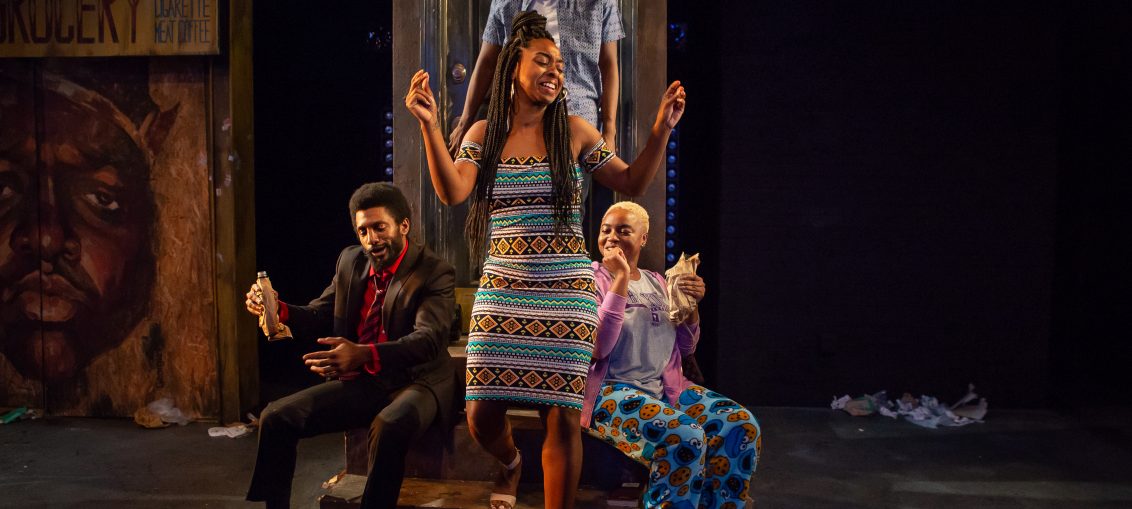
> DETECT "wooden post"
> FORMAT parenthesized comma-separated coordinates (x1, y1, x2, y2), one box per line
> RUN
(212, 0, 259, 423)
(393, 0, 428, 245)
(619, 0, 668, 271)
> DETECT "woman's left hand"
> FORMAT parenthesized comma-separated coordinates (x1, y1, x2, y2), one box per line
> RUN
(655, 80, 686, 131)
(679, 274, 706, 303)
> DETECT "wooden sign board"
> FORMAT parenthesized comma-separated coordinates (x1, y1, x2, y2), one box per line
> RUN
(0, 0, 218, 57)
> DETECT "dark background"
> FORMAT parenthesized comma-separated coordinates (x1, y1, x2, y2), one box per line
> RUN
(253, 1, 1131, 409)
(253, 2, 394, 399)
(671, 0, 1131, 409)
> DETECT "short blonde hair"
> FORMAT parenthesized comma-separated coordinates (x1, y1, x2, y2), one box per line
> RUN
(605, 201, 650, 233)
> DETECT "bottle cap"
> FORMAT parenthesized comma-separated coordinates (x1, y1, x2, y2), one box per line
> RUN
(257, 271, 268, 278)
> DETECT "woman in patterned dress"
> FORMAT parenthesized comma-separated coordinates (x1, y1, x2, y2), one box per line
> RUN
(404, 11, 685, 509)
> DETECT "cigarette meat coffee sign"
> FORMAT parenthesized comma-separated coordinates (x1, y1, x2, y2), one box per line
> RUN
(0, 0, 217, 57)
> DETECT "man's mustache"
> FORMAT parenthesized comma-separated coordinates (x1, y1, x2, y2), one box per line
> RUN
(0, 255, 100, 305)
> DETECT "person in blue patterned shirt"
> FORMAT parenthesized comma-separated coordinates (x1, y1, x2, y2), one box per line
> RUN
(448, 0, 625, 158)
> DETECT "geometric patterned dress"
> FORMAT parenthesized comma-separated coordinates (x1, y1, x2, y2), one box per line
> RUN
(457, 139, 614, 409)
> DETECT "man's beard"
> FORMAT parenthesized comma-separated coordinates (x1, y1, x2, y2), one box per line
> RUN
(368, 234, 406, 271)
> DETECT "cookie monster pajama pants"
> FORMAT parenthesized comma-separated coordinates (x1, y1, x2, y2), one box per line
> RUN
(587, 383, 762, 509)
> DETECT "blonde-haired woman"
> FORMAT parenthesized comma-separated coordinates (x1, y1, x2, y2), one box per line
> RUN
(585, 202, 762, 509)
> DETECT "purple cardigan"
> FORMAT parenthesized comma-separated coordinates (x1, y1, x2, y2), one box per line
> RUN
(581, 262, 700, 428)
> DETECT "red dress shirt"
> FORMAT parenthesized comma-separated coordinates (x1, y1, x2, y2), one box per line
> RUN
(277, 243, 408, 378)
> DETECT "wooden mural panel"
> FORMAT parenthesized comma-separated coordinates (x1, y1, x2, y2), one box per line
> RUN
(0, 60, 43, 409)
(0, 58, 218, 417)
(0, 0, 219, 57)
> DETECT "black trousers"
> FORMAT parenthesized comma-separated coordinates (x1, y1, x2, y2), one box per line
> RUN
(245, 375, 438, 509)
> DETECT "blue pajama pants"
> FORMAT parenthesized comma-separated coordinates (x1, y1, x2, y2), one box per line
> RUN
(587, 383, 762, 509)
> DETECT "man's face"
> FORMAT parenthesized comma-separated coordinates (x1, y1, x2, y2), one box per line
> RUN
(0, 87, 154, 381)
(355, 206, 409, 270)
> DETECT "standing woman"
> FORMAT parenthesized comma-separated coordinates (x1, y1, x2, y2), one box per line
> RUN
(404, 11, 685, 509)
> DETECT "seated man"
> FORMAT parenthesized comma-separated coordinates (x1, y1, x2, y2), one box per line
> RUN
(584, 202, 762, 509)
(244, 182, 456, 509)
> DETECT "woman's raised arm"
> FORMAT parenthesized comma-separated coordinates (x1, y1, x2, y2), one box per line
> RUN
(404, 69, 480, 205)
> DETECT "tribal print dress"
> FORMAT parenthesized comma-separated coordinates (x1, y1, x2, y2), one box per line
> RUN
(456, 139, 614, 409)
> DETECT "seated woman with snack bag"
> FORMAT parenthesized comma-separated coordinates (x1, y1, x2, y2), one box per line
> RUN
(584, 201, 762, 509)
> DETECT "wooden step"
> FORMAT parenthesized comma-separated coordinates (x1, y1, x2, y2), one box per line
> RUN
(319, 476, 626, 509)
(343, 407, 642, 488)
(332, 339, 646, 504)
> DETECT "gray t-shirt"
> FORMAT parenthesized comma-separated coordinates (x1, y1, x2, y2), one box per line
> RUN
(606, 274, 676, 399)
(483, 0, 625, 127)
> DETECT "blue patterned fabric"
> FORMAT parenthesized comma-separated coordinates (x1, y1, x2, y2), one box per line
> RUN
(588, 384, 762, 509)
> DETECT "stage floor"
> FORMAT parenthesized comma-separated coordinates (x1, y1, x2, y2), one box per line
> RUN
(2, 406, 1131, 508)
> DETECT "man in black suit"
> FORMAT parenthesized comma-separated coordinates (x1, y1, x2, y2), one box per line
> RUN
(244, 183, 455, 509)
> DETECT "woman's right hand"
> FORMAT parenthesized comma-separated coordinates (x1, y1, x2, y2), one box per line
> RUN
(405, 70, 439, 128)
(601, 246, 631, 279)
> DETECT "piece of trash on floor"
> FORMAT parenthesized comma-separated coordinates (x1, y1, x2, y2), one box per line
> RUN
(1, 407, 27, 424)
(950, 383, 988, 420)
(134, 398, 191, 428)
(133, 406, 168, 428)
(832, 384, 987, 428)
(953, 397, 988, 420)
(322, 471, 347, 490)
(0, 407, 38, 424)
(148, 397, 191, 425)
(830, 391, 886, 417)
(208, 423, 252, 438)
(877, 402, 899, 419)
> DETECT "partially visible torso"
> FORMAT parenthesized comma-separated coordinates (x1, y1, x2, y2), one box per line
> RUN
(483, 154, 589, 270)
(333, 244, 452, 358)
(605, 273, 675, 398)
(485, 0, 625, 126)
(531, 0, 560, 44)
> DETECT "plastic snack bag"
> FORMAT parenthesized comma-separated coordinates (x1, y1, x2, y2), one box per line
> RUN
(664, 252, 701, 323)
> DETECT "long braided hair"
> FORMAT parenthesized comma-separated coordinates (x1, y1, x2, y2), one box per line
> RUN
(466, 11, 575, 258)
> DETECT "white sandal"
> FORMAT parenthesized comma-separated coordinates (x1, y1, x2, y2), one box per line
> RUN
(489, 449, 521, 509)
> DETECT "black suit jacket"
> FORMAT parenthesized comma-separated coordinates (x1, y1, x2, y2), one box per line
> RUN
(285, 242, 456, 424)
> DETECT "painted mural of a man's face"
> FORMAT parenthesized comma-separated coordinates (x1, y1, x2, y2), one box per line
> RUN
(0, 71, 157, 383)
